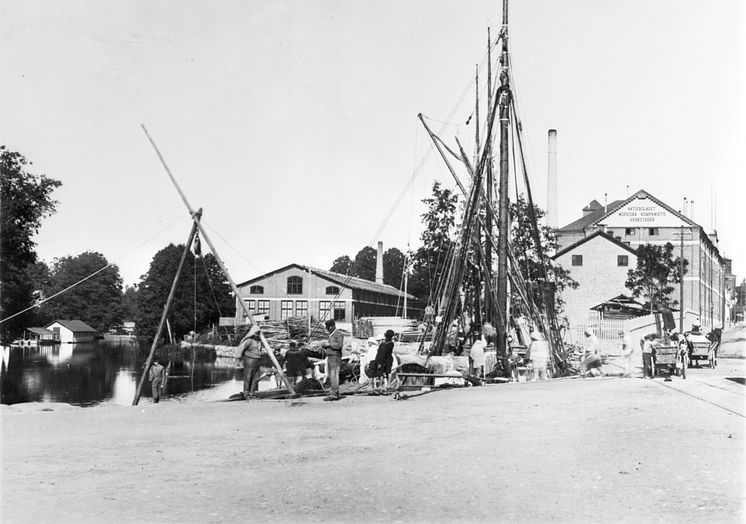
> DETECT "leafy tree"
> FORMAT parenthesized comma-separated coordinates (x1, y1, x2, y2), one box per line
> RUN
(625, 242, 688, 312)
(351, 246, 377, 282)
(509, 195, 577, 314)
(0, 147, 61, 342)
(383, 247, 406, 290)
(329, 255, 352, 275)
(37, 252, 124, 332)
(409, 181, 459, 301)
(121, 285, 139, 321)
(135, 244, 232, 343)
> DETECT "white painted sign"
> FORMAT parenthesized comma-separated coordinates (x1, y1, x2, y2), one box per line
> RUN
(602, 197, 686, 228)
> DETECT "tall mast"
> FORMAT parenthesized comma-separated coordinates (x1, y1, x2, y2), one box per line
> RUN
(495, 0, 510, 356)
(484, 26, 495, 329)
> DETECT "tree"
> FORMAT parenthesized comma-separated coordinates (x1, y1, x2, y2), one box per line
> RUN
(509, 195, 577, 315)
(408, 181, 459, 301)
(0, 147, 61, 342)
(351, 246, 377, 282)
(329, 255, 352, 275)
(625, 242, 688, 312)
(121, 285, 139, 321)
(135, 244, 232, 343)
(383, 247, 406, 290)
(37, 252, 124, 332)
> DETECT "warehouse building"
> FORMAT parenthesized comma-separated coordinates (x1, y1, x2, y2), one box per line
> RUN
(555, 189, 726, 331)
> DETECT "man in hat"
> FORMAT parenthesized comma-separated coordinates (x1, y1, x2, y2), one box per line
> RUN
(373, 329, 396, 389)
(527, 330, 550, 381)
(149, 357, 165, 403)
(322, 319, 344, 401)
(237, 325, 263, 399)
(619, 329, 634, 377)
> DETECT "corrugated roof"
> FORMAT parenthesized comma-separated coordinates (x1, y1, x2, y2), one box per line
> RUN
(46, 320, 97, 332)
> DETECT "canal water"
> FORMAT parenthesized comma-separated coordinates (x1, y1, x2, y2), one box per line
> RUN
(0, 340, 247, 407)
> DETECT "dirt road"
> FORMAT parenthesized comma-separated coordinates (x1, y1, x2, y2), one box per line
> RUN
(2, 361, 744, 523)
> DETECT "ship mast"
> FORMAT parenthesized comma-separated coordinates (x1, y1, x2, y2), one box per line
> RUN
(495, 0, 510, 356)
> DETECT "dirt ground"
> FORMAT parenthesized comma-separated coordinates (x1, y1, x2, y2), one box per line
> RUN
(2, 357, 744, 523)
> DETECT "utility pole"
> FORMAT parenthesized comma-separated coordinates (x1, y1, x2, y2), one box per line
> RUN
(680, 223, 685, 332)
(495, 0, 510, 356)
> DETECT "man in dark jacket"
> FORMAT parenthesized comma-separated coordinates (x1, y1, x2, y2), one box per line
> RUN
(322, 319, 344, 401)
(237, 325, 263, 399)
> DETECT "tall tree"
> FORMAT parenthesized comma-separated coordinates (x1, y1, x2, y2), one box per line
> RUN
(409, 181, 459, 301)
(351, 246, 377, 282)
(135, 244, 232, 342)
(121, 285, 139, 321)
(0, 147, 61, 342)
(329, 255, 352, 275)
(625, 242, 688, 312)
(509, 195, 577, 315)
(37, 252, 124, 332)
(383, 247, 406, 290)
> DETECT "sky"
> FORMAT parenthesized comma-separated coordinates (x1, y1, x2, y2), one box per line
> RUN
(1, 0, 744, 288)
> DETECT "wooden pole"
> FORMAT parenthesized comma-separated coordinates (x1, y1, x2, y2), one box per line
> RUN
(496, 0, 510, 357)
(141, 125, 296, 395)
(133, 219, 199, 405)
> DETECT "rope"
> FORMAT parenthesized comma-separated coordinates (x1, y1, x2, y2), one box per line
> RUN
(0, 214, 187, 325)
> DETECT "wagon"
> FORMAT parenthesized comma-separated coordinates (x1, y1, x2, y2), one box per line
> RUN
(652, 340, 687, 379)
(687, 338, 716, 369)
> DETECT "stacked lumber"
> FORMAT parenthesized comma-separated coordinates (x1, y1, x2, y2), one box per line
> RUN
(286, 316, 329, 341)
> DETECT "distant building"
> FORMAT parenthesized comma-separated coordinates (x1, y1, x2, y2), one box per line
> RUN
(235, 263, 419, 328)
(555, 189, 727, 330)
(45, 320, 98, 344)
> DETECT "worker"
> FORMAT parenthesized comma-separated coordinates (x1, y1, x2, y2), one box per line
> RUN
(373, 329, 395, 390)
(640, 333, 656, 378)
(322, 319, 344, 401)
(284, 340, 313, 385)
(620, 329, 634, 378)
(581, 329, 603, 378)
(148, 357, 165, 403)
(237, 325, 263, 399)
(527, 330, 550, 380)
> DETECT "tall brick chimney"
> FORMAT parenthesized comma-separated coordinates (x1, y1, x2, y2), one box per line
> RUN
(376, 241, 384, 284)
(546, 130, 558, 228)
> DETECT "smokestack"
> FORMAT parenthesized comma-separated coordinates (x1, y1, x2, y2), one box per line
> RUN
(690, 200, 695, 222)
(604, 193, 608, 213)
(546, 130, 558, 228)
(683, 197, 688, 217)
(376, 241, 384, 284)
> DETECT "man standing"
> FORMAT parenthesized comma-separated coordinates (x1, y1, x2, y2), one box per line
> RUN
(149, 357, 165, 403)
(237, 325, 263, 399)
(620, 329, 634, 377)
(640, 333, 656, 378)
(527, 330, 550, 380)
(322, 319, 344, 401)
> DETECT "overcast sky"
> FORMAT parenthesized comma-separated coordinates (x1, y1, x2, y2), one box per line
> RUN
(2, 0, 744, 287)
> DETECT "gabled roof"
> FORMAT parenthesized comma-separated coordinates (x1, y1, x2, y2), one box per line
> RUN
(45, 320, 97, 332)
(594, 189, 698, 228)
(238, 263, 417, 299)
(553, 230, 638, 260)
(26, 327, 54, 336)
(590, 294, 645, 312)
(560, 199, 624, 232)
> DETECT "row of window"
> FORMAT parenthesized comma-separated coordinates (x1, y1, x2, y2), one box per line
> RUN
(244, 299, 346, 321)
(624, 227, 659, 236)
(248, 279, 341, 296)
(571, 255, 629, 267)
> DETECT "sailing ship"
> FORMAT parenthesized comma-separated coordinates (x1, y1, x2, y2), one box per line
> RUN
(413, 0, 567, 378)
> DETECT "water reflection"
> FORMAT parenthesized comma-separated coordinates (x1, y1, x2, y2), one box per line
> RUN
(0, 341, 243, 407)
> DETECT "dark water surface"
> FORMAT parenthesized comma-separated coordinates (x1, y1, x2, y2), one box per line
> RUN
(0, 340, 243, 407)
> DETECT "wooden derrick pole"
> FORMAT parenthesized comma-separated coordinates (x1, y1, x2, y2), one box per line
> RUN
(141, 124, 296, 396)
(495, 0, 511, 357)
(484, 26, 495, 328)
(133, 218, 200, 405)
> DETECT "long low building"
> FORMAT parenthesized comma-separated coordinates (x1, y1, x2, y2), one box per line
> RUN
(235, 263, 420, 327)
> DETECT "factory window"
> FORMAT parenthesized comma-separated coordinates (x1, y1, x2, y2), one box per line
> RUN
(249, 285, 264, 294)
(326, 286, 340, 295)
(334, 301, 346, 321)
(617, 255, 629, 267)
(648, 228, 660, 236)
(287, 276, 303, 295)
(571, 255, 583, 266)
(319, 300, 331, 321)
(257, 300, 270, 316)
(625, 228, 635, 236)
(280, 300, 293, 320)
(243, 299, 256, 314)
(295, 300, 308, 317)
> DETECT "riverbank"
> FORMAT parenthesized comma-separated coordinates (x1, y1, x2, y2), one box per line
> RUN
(2, 360, 744, 523)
